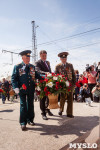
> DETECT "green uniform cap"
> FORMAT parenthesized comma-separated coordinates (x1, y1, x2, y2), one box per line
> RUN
(19, 50, 31, 57)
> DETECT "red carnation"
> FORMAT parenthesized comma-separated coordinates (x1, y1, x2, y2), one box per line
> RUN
(52, 73, 55, 76)
(55, 86, 59, 90)
(62, 75, 65, 77)
(68, 89, 71, 92)
(45, 93, 48, 96)
(40, 80, 44, 83)
(0, 89, 3, 93)
(44, 87, 48, 92)
(47, 91, 51, 95)
(56, 82, 59, 85)
(22, 84, 27, 90)
(44, 78, 48, 82)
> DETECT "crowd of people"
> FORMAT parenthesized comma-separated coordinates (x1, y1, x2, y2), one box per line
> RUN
(74, 62, 100, 105)
(0, 78, 18, 104)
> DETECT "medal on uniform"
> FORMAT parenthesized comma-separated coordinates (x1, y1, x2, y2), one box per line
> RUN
(67, 68, 72, 80)
(30, 67, 35, 80)
(19, 66, 26, 76)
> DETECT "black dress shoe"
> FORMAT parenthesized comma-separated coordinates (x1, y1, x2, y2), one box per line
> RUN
(58, 111, 62, 116)
(21, 125, 26, 131)
(28, 122, 35, 126)
(67, 115, 74, 118)
(47, 110, 53, 116)
(42, 115, 48, 120)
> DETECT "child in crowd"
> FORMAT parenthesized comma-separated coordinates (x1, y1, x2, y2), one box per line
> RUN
(9, 87, 15, 102)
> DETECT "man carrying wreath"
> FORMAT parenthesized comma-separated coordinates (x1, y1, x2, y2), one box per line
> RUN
(11, 50, 42, 131)
(55, 52, 76, 118)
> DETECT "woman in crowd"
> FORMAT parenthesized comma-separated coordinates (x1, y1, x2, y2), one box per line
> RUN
(86, 65, 97, 101)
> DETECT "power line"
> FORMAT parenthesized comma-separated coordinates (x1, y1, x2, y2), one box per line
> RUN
(5, 16, 100, 52)
(8, 25, 100, 52)
(46, 41, 100, 55)
(37, 27, 100, 46)
(2, 50, 37, 57)
(54, 16, 100, 37)
(69, 41, 100, 51)
(10, 26, 100, 52)
(38, 27, 65, 50)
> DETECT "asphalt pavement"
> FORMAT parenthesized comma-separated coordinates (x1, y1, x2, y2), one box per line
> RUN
(0, 98, 100, 150)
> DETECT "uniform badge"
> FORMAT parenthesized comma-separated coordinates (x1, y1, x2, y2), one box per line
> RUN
(66, 67, 69, 71)
(19, 67, 25, 76)
(30, 67, 35, 80)
(67, 68, 72, 81)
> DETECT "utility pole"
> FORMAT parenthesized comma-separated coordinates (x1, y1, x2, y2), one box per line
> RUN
(2, 50, 19, 65)
(31, 21, 38, 64)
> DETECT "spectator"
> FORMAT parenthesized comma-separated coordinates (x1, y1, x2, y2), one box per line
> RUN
(1, 84, 6, 104)
(9, 87, 15, 102)
(92, 82, 100, 102)
(2, 78, 10, 101)
(74, 70, 79, 101)
(86, 65, 97, 101)
(0, 81, 2, 88)
(79, 83, 92, 106)
(96, 62, 100, 83)
(96, 62, 100, 72)
(76, 74, 88, 88)
(0, 81, 2, 98)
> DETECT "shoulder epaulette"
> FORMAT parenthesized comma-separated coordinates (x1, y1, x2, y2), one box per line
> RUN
(67, 62, 72, 66)
(56, 63, 62, 67)
(16, 63, 21, 66)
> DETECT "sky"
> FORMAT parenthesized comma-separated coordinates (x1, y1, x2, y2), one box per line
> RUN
(0, 0, 100, 79)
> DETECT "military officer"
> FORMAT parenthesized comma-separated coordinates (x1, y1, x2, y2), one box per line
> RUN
(55, 52, 76, 118)
(11, 50, 42, 131)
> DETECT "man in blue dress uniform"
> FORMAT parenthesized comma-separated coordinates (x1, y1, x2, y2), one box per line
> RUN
(11, 50, 42, 131)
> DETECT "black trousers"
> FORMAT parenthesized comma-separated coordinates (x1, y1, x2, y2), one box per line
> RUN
(93, 96, 100, 102)
(40, 96, 49, 115)
(88, 83, 96, 100)
(5, 90, 10, 101)
(19, 93, 34, 125)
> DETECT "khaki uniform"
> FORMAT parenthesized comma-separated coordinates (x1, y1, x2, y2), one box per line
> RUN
(55, 62, 76, 115)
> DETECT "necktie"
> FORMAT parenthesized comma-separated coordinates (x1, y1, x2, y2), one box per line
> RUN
(26, 65, 29, 73)
(44, 61, 49, 70)
(64, 64, 66, 68)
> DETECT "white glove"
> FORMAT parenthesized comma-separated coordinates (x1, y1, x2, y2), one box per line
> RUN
(14, 88, 19, 94)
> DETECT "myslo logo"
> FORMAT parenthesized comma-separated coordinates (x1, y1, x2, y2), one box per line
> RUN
(69, 143, 97, 149)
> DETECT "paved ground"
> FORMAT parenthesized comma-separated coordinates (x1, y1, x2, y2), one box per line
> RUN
(0, 98, 100, 150)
